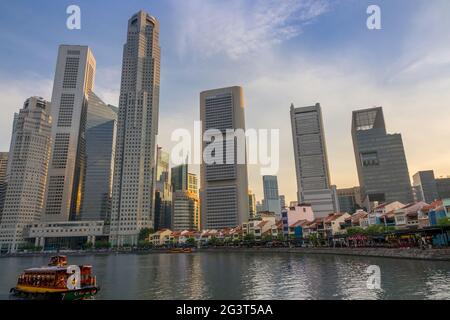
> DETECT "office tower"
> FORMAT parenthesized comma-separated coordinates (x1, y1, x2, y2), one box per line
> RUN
(156, 145, 170, 183)
(351, 107, 413, 209)
(436, 177, 450, 199)
(80, 92, 117, 221)
(200, 86, 249, 229)
(279, 195, 286, 209)
(43, 45, 96, 222)
(171, 164, 188, 192)
(0, 97, 52, 253)
(262, 175, 281, 216)
(110, 11, 161, 245)
(188, 173, 198, 195)
(0, 152, 9, 221)
(337, 187, 362, 214)
(172, 190, 200, 231)
(248, 191, 256, 218)
(256, 201, 264, 214)
(154, 146, 172, 230)
(412, 170, 439, 203)
(290, 103, 338, 217)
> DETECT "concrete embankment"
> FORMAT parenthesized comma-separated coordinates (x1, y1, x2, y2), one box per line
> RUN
(199, 247, 450, 261)
(2, 247, 450, 261)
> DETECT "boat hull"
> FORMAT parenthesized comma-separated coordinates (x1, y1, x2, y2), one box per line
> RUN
(10, 286, 99, 300)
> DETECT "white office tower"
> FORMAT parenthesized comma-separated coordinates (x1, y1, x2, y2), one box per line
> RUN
(110, 11, 161, 246)
(200, 86, 249, 229)
(43, 45, 96, 222)
(0, 97, 52, 253)
(290, 103, 338, 217)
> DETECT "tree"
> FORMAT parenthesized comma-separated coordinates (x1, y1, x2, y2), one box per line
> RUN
(244, 234, 255, 242)
(346, 227, 365, 236)
(438, 216, 450, 226)
(83, 242, 93, 250)
(138, 228, 154, 241)
(186, 237, 196, 247)
(94, 241, 111, 249)
(262, 234, 273, 242)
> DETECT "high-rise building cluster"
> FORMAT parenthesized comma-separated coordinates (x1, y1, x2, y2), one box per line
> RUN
(0, 9, 448, 253)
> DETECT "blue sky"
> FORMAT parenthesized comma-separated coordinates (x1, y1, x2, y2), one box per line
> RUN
(1, 0, 450, 202)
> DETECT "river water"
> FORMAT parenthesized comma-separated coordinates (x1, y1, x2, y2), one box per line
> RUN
(1, 252, 449, 300)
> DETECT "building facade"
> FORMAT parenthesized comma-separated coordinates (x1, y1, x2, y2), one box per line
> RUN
(351, 107, 413, 210)
(154, 146, 172, 230)
(43, 45, 96, 222)
(110, 11, 161, 245)
(337, 186, 362, 214)
(0, 97, 52, 253)
(0, 152, 8, 221)
(200, 86, 249, 229)
(188, 173, 198, 195)
(172, 190, 200, 231)
(290, 103, 338, 217)
(171, 164, 188, 192)
(262, 175, 281, 216)
(436, 177, 450, 199)
(80, 92, 117, 222)
(248, 191, 256, 218)
(412, 170, 439, 204)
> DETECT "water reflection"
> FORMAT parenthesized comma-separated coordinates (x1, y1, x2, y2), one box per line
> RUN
(0, 252, 449, 300)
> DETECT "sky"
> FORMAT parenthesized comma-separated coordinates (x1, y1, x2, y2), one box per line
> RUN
(1, 0, 450, 203)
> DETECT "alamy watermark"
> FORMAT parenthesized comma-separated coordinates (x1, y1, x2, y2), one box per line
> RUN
(171, 121, 280, 175)
(366, 265, 381, 290)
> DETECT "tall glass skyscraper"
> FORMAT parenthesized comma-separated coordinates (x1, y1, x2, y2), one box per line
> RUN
(80, 92, 117, 222)
(110, 11, 161, 245)
(352, 107, 413, 209)
(262, 175, 281, 216)
(290, 103, 338, 217)
(171, 164, 188, 192)
(154, 146, 172, 230)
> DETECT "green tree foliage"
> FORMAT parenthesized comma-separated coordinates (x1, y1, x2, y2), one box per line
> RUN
(438, 216, 450, 226)
(138, 228, 154, 241)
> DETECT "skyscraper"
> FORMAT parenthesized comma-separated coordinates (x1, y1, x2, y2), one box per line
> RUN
(337, 187, 362, 214)
(171, 164, 188, 192)
(200, 86, 249, 229)
(262, 175, 281, 216)
(0, 97, 52, 253)
(80, 92, 117, 222)
(279, 195, 286, 209)
(0, 152, 8, 221)
(436, 177, 450, 199)
(188, 173, 198, 195)
(154, 146, 172, 230)
(290, 103, 338, 217)
(110, 11, 161, 246)
(172, 190, 200, 231)
(351, 107, 413, 209)
(43, 45, 96, 222)
(248, 191, 256, 218)
(412, 170, 439, 204)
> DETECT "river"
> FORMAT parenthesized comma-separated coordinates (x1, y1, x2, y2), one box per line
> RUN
(1, 251, 450, 300)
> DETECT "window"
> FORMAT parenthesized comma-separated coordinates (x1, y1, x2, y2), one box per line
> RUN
(360, 152, 379, 167)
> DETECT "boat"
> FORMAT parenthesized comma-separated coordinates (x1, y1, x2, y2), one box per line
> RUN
(10, 255, 99, 300)
(169, 247, 193, 253)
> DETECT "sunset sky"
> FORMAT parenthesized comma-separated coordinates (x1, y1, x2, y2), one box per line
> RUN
(1, 0, 450, 203)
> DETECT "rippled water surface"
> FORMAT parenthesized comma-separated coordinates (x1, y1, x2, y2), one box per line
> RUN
(1, 252, 449, 300)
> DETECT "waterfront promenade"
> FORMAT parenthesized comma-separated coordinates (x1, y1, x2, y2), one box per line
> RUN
(2, 247, 450, 261)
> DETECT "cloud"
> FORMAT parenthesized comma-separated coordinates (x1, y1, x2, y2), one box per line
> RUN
(172, 0, 330, 59)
